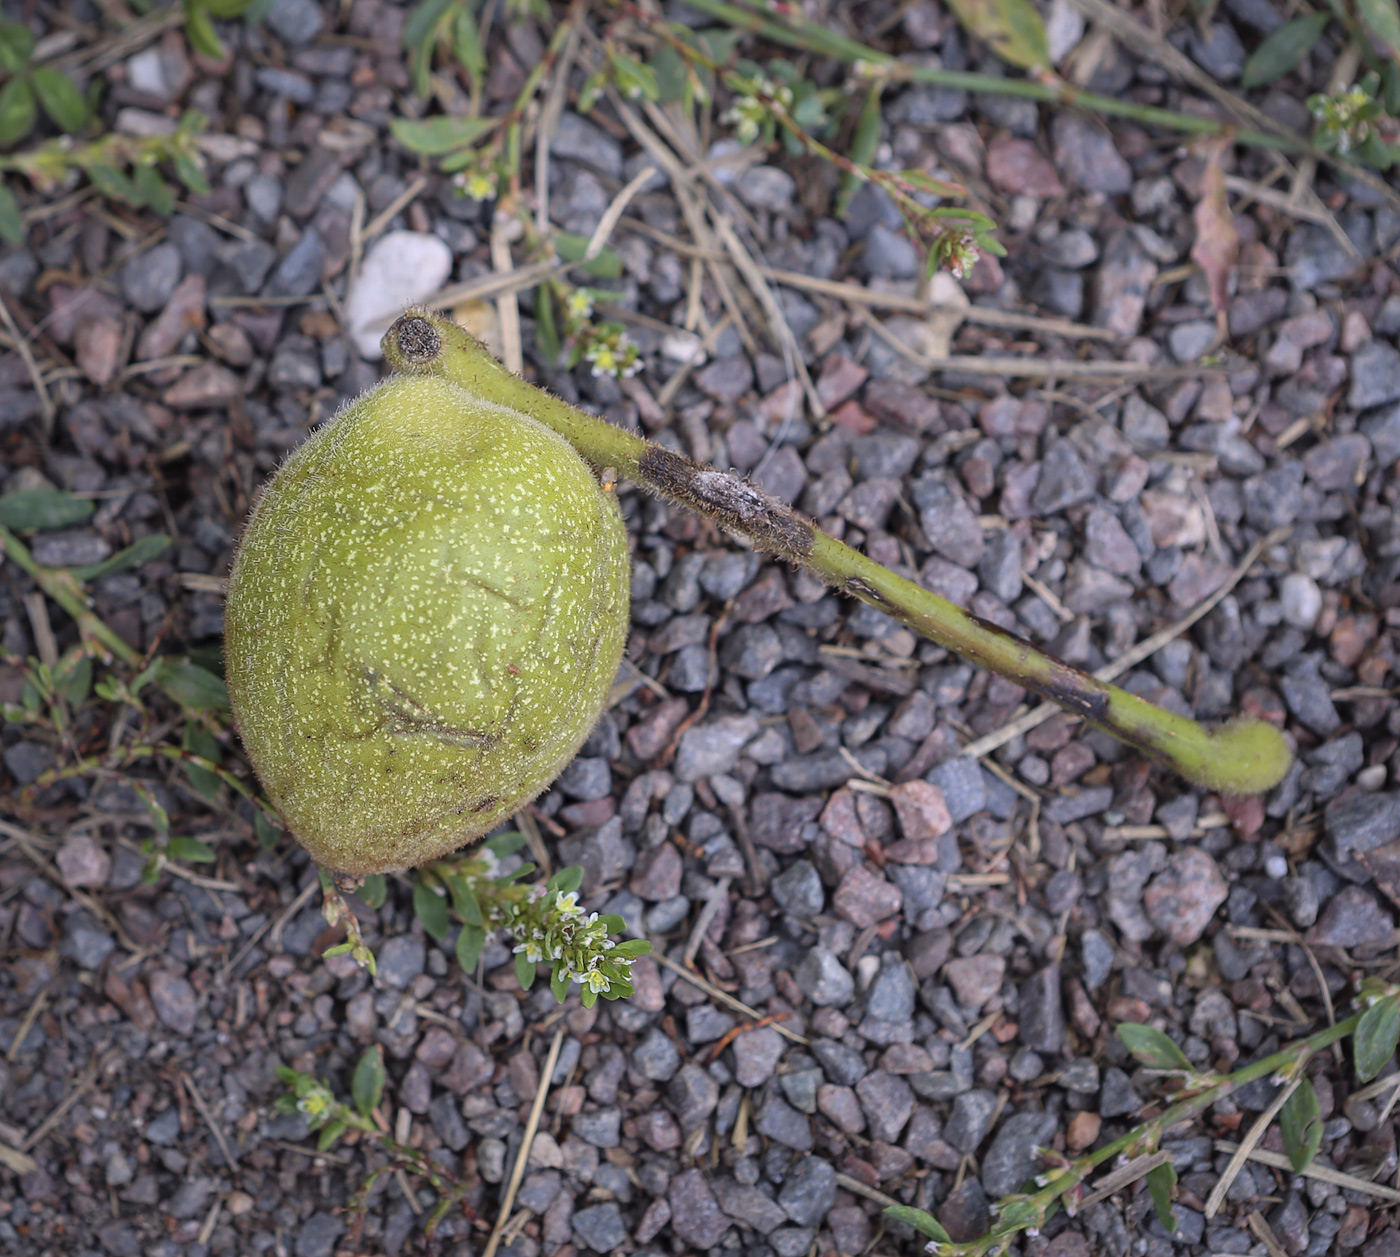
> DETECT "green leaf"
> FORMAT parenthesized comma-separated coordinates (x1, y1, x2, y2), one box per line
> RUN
(0, 488, 94, 531)
(577, 68, 607, 114)
(359, 873, 387, 909)
(1359, 0, 1400, 55)
(172, 151, 210, 196)
(444, 873, 483, 926)
(351, 1045, 386, 1118)
(609, 50, 659, 102)
(1240, 13, 1330, 88)
(0, 180, 23, 246)
(550, 964, 570, 1002)
(31, 67, 87, 133)
(316, 1119, 346, 1151)
(0, 21, 35, 74)
(182, 722, 223, 800)
(535, 283, 559, 364)
(884, 1205, 952, 1243)
(943, 0, 1050, 69)
(456, 923, 486, 971)
(1385, 60, 1400, 114)
(183, 0, 227, 60)
(391, 114, 496, 156)
(154, 657, 230, 712)
(53, 653, 91, 706)
(596, 914, 626, 933)
(1355, 996, 1400, 1082)
(837, 84, 882, 219)
(168, 834, 217, 863)
(1279, 1075, 1323, 1172)
(514, 952, 536, 990)
(1146, 1159, 1178, 1233)
(1116, 1023, 1193, 1071)
(135, 783, 171, 832)
(581, 986, 597, 1009)
(254, 810, 282, 849)
(495, 862, 536, 884)
(451, 4, 485, 89)
(547, 866, 583, 896)
(204, 0, 253, 17)
(133, 164, 174, 216)
(69, 534, 172, 581)
(413, 878, 450, 940)
(88, 163, 138, 204)
(484, 830, 529, 858)
(553, 231, 622, 279)
(650, 44, 687, 103)
(402, 0, 456, 55)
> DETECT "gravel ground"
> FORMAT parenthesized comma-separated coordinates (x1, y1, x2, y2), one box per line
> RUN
(2, 1, 1400, 1256)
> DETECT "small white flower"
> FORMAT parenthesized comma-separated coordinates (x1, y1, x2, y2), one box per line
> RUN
(555, 891, 581, 917)
(585, 970, 610, 993)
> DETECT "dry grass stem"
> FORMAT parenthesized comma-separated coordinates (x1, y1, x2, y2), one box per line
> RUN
(480, 1028, 566, 1257)
(1206, 1075, 1301, 1217)
(650, 949, 810, 1046)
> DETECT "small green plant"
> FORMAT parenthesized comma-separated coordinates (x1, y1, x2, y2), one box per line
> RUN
(0, 109, 212, 245)
(276, 1044, 479, 1239)
(535, 277, 642, 379)
(402, 0, 486, 99)
(1, 485, 258, 885)
(0, 21, 88, 149)
(181, 0, 261, 62)
(1309, 75, 1400, 167)
(883, 990, 1400, 1254)
(408, 832, 652, 1005)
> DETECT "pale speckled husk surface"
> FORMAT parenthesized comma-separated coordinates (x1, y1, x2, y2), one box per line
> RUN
(224, 374, 630, 874)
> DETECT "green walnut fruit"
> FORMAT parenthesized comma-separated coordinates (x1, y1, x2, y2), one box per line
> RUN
(225, 372, 630, 875)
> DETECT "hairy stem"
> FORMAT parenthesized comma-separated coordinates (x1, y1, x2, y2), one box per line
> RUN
(383, 311, 1292, 795)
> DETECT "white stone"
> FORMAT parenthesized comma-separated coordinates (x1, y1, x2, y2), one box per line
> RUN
(346, 231, 455, 360)
(660, 330, 706, 365)
(126, 49, 170, 99)
(1046, 0, 1086, 63)
(1280, 571, 1323, 632)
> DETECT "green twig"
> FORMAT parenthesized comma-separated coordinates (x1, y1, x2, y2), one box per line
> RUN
(382, 311, 1292, 796)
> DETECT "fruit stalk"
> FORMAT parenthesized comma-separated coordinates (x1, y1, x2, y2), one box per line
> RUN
(384, 311, 1292, 796)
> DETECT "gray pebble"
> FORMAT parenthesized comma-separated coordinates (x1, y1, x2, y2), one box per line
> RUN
(550, 113, 624, 180)
(777, 1155, 836, 1226)
(771, 860, 824, 918)
(793, 947, 855, 1006)
(632, 1028, 681, 1082)
(296, 1214, 344, 1257)
(572, 1203, 628, 1252)
(123, 242, 182, 313)
(944, 1088, 997, 1152)
(266, 0, 324, 44)
(377, 936, 426, 989)
(32, 529, 111, 568)
(981, 1111, 1058, 1197)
